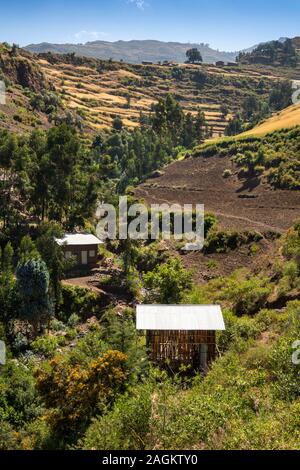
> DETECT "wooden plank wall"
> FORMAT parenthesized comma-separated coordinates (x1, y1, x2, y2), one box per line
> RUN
(147, 330, 216, 369)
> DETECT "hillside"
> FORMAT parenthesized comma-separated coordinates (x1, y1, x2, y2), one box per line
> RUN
(238, 37, 299, 67)
(25, 39, 238, 65)
(136, 127, 300, 232)
(36, 53, 268, 135)
(242, 102, 300, 136)
(135, 127, 300, 281)
(0, 44, 83, 134)
(4, 46, 298, 137)
(1, 43, 295, 137)
(0, 44, 54, 133)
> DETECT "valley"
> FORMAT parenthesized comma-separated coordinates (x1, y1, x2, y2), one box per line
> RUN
(2, 27, 300, 452)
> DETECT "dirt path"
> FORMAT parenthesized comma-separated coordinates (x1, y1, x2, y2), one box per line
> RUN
(210, 210, 284, 233)
(137, 186, 285, 234)
(136, 152, 300, 234)
(62, 277, 104, 293)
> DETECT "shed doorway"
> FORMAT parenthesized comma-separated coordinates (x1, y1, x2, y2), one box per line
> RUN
(81, 251, 88, 265)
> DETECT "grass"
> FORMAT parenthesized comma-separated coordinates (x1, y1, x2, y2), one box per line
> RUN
(242, 102, 300, 136)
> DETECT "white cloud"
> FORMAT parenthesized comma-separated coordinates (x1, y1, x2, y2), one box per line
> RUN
(74, 30, 108, 42)
(128, 0, 146, 10)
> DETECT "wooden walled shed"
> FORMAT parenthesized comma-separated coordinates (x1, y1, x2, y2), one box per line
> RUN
(55, 233, 103, 268)
(136, 305, 225, 371)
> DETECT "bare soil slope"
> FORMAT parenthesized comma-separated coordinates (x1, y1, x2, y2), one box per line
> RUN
(135, 154, 300, 233)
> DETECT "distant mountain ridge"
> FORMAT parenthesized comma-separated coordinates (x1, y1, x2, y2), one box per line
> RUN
(25, 39, 238, 64)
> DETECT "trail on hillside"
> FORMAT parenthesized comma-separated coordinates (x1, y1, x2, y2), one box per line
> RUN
(137, 185, 286, 234)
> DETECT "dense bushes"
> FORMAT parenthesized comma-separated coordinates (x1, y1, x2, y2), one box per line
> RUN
(57, 285, 103, 323)
(204, 230, 262, 254)
(193, 127, 300, 190)
(214, 271, 271, 315)
(82, 382, 153, 450)
(35, 350, 128, 437)
(144, 257, 193, 303)
(2, 229, 300, 449)
(185, 268, 271, 316)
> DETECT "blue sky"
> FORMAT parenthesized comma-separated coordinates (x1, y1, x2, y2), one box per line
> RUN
(0, 0, 299, 51)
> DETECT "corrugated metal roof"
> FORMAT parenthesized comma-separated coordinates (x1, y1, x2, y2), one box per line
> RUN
(55, 233, 103, 246)
(136, 305, 225, 331)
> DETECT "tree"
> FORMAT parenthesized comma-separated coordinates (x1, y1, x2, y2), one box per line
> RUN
(171, 67, 184, 81)
(98, 154, 119, 181)
(10, 43, 19, 56)
(126, 94, 131, 108)
(36, 222, 74, 306)
(269, 81, 292, 111)
(144, 257, 192, 303)
(18, 236, 40, 264)
(242, 96, 259, 120)
(112, 116, 123, 131)
(2, 242, 14, 273)
(186, 48, 203, 64)
(225, 117, 243, 136)
(237, 39, 297, 67)
(45, 124, 80, 223)
(120, 238, 139, 276)
(220, 104, 229, 117)
(193, 70, 207, 87)
(35, 350, 128, 437)
(0, 243, 15, 321)
(16, 259, 53, 334)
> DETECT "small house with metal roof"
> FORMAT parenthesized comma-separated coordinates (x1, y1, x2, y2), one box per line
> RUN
(136, 305, 225, 371)
(55, 233, 103, 268)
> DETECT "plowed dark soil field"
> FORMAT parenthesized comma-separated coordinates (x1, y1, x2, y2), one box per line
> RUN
(135, 153, 300, 281)
(136, 154, 300, 233)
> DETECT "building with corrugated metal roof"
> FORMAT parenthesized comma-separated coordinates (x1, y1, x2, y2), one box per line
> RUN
(55, 233, 103, 268)
(136, 305, 225, 371)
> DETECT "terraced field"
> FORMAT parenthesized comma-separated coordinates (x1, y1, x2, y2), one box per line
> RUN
(1, 44, 299, 140)
(36, 55, 285, 136)
(1, 43, 297, 137)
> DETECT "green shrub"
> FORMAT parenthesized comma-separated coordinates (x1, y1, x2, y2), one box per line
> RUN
(144, 257, 192, 304)
(269, 301, 300, 400)
(218, 310, 262, 352)
(193, 128, 300, 190)
(83, 383, 152, 450)
(57, 285, 102, 322)
(204, 230, 262, 254)
(222, 276, 271, 315)
(50, 319, 65, 332)
(31, 335, 65, 358)
(67, 313, 80, 328)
